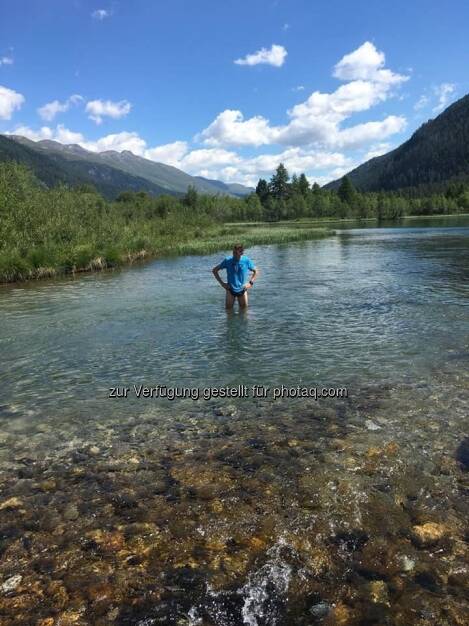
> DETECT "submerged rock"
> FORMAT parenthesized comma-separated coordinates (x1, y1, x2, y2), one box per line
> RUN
(0, 497, 23, 511)
(368, 580, 390, 606)
(63, 504, 79, 521)
(1, 574, 22, 593)
(411, 522, 448, 547)
(310, 601, 330, 618)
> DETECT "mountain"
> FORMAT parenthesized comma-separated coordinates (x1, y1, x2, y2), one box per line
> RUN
(5, 135, 253, 198)
(326, 94, 469, 192)
(0, 135, 175, 198)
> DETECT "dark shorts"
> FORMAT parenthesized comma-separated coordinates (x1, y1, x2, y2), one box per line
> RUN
(229, 287, 246, 298)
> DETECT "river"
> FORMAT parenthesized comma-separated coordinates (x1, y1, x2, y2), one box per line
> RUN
(0, 217, 468, 625)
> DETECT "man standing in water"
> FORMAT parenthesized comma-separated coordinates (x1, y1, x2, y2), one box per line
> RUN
(212, 244, 258, 310)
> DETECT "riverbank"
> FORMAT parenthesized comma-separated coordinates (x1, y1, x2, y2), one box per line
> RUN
(1, 161, 337, 285)
(0, 223, 332, 285)
(3, 209, 468, 286)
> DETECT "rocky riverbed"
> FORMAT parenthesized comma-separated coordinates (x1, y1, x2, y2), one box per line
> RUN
(0, 373, 468, 625)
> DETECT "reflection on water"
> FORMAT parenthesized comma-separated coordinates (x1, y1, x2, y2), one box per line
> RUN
(0, 219, 468, 624)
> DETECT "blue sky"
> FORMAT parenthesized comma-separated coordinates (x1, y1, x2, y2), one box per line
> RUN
(0, 0, 468, 186)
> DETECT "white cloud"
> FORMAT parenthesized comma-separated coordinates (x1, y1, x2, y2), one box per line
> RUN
(85, 99, 132, 124)
(283, 23, 290, 31)
(292, 85, 305, 92)
(432, 83, 456, 113)
(7, 124, 85, 144)
(172, 146, 350, 187)
(180, 148, 240, 170)
(364, 142, 392, 160)
(6, 125, 141, 154)
(144, 141, 189, 166)
(200, 83, 407, 150)
(333, 41, 407, 85)
(203, 42, 408, 150)
(0, 85, 25, 119)
(7, 125, 55, 142)
(234, 44, 287, 67)
(38, 94, 83, 121)
(199, 110, 276, 147)
(86, 131, 146, 153)
(335, 115, 406, 149)
(92, 9, 111, 20)
(414, 94, 429, 111)
(0, 56, 13, 66)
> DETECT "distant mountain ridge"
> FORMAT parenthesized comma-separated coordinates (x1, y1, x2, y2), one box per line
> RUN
(0, 134, 253, 199)
(326, 93, 469, 192)
(0, 134, 171, 198)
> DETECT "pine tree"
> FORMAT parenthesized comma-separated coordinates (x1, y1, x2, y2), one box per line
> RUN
(269, 163, 290, 200)
(338, 176, 357, 205)
(298, 173, 310, 198)
(255, 178, 270, 206)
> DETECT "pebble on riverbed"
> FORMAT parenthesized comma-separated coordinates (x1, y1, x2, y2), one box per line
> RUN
(411, 522, 448, 547)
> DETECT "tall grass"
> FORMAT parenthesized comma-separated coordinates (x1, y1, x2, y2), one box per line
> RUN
(0, 163, 332, 284)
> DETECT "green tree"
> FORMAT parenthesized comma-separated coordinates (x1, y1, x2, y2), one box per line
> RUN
(290, 173, 300, 194)
(116, 191, 135, 203)
(183, 185, 198, 208)
(244, 193, 263, 221)
(269, 163, 290, 200)
(255, 178, 270, 206)
(298, 173, 310, 198)
(338, 176, 357, 205)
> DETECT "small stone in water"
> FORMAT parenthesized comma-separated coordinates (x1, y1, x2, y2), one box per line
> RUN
(411, 522, 447, 547)
(1, 574, 22, 593)
(369, 580, 390, 606)
(0, 496, 23, 510)
(400, 555, 415, 572)
(310, 602, 330, 617)
(365, 420, 381, 431)
(63, 504, 79, 521)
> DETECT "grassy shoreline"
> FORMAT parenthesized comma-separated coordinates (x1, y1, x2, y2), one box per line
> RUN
(0, 224, 333, 286)
(3, 210, 468, 286)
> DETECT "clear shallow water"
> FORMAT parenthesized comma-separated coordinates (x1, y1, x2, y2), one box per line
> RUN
(0, 218, 468, 625)
(1, 220, 468, 420)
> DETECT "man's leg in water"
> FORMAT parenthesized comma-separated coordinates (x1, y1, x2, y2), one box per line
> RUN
(238, 291, 248, 309)
(225, 290, 235, 310)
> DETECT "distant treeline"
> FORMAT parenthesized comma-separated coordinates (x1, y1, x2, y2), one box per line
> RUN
(252, 164, 469, 222)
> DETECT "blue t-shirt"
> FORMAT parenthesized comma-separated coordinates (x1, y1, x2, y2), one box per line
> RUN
(218, 255, 255, 293)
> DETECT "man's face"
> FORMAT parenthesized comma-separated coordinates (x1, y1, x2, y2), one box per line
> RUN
(233, 246, 244, 260)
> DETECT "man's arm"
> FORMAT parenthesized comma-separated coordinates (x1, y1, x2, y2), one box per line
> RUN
(245, 267, 258, 289)
(212, 264, 229, 290)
